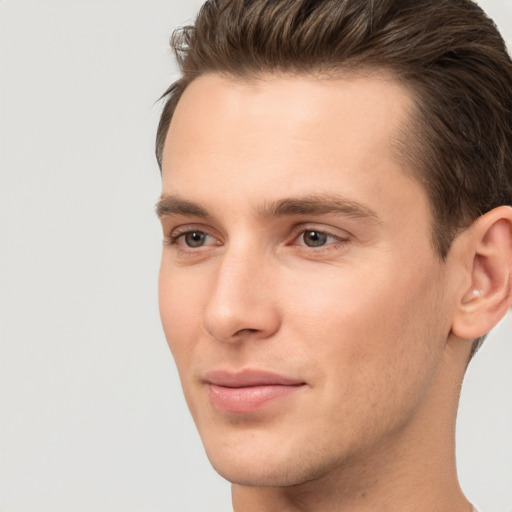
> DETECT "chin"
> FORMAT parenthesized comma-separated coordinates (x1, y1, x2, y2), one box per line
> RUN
(203, 436, 341, 488)
(210, 458, 312, 487)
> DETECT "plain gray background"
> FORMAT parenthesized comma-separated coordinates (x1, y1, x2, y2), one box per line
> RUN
(0, 1, 511, 511)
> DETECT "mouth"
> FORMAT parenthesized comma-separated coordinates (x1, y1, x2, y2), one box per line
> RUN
(204, 369, 307, 414)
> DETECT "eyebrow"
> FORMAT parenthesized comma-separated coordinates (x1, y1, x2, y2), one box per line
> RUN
(260, 195, 381, 222)
(156, 193, 380, 223)
(156, 195, 211, 218)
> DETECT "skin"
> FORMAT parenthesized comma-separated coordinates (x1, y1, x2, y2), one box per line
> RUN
(157, 73, 508, 511)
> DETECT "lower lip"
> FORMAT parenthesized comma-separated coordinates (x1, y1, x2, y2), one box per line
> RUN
(208, 384, 304, 413)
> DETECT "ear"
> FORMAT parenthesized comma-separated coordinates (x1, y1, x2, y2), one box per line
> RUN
(451, 206, 512, 339)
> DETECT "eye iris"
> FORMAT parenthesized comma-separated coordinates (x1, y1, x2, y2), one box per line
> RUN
(184, 231, 206, 247)
(303, 230, 327, 247)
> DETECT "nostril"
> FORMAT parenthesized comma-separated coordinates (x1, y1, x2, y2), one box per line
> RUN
(234, 328, 260, 336)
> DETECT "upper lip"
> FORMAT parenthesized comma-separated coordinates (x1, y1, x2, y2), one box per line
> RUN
(204, 369, 305, 388)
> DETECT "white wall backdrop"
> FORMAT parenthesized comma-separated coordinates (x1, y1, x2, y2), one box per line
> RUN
(0, 1, 510, 511)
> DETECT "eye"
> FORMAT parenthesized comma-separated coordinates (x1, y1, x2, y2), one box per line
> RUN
(301, 230, 330, 247)
(290, 226, 351, 252)
(182, 231, 209, 248)
(165, 228, 220, 249)
(297, 229, 347, 248)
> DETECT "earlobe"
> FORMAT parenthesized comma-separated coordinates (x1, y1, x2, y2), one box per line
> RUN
(451, 206, 512, 340)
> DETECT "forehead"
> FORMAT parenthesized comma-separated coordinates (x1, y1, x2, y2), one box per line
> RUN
(161, 72, 427, 227)
(163, 72, 413, 171)
(167, 71, 412, 146)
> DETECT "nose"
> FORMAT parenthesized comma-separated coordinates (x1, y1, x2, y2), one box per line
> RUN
(202, 247, 281, 343)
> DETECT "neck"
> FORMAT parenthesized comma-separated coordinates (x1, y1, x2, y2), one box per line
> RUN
(232, 338, 473, 512)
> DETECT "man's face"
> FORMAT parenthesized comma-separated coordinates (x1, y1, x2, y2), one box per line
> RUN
(158, 73, 455, 486)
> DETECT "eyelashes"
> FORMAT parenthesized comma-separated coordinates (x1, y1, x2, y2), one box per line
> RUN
(295, 229, 348, 248)
(168, 230, 218, 248)
(163, 224, 221, 249)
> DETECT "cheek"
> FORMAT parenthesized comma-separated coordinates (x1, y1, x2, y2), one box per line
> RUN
(158, 263, 204, 364)
(283, 267, 447, 454)
(284, 258, 447, 397)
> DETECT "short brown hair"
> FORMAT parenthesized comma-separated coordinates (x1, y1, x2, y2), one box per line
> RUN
(156, 0, 512, 259)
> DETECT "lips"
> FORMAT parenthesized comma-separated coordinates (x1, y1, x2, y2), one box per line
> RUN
(204, 369, 306, 413)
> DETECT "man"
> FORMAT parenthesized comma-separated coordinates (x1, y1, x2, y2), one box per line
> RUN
(155, 1, 512, 511)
